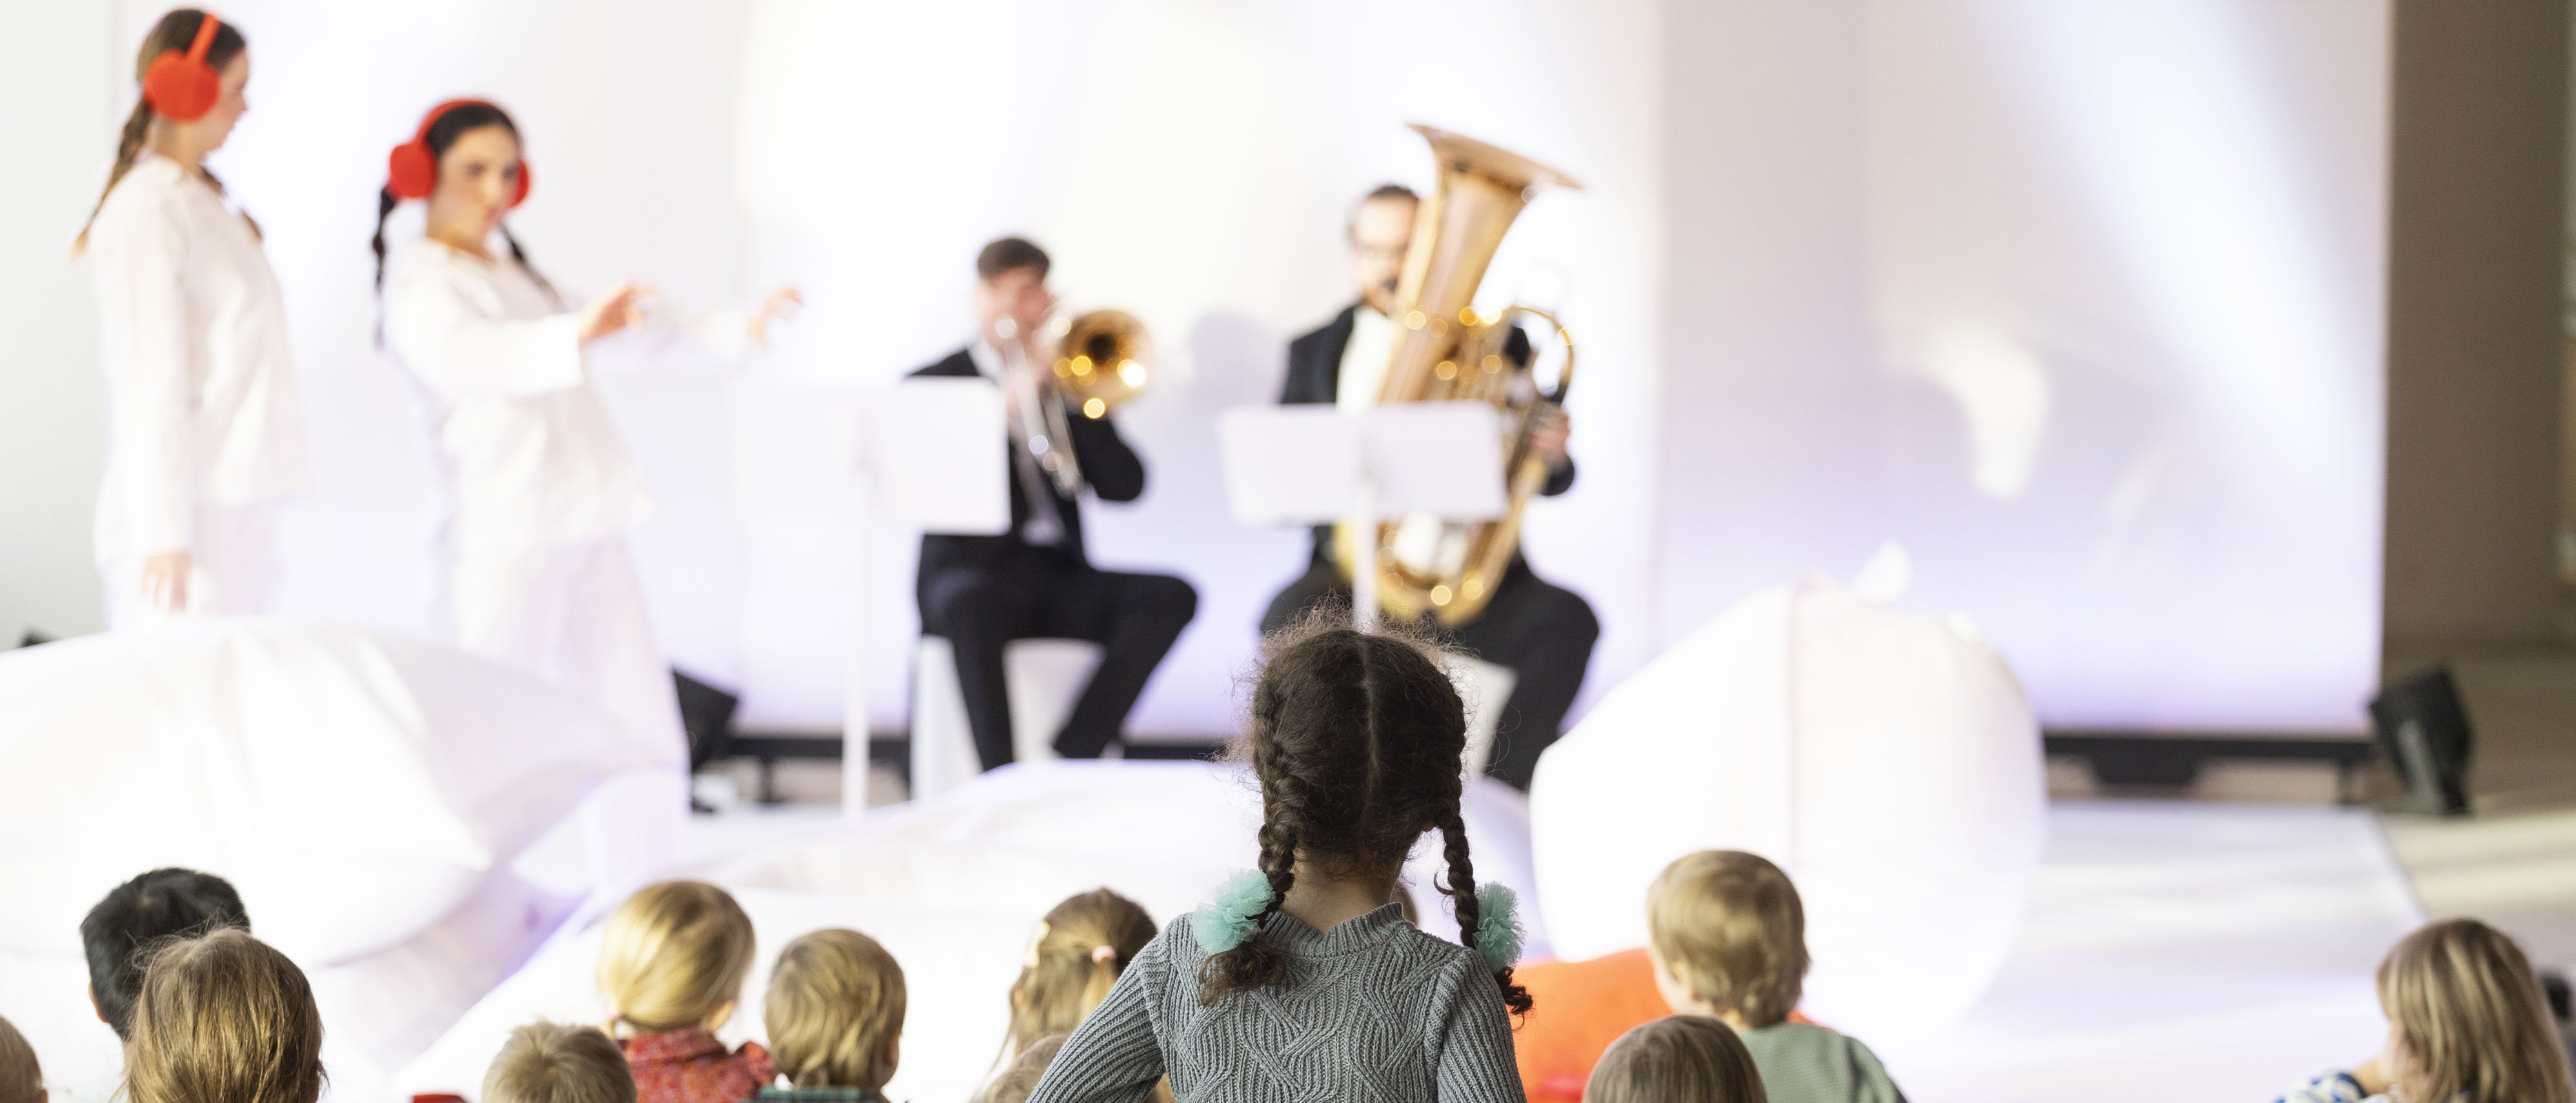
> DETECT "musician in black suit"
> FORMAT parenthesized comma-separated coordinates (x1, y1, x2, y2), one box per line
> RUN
(1260, 184, 1598, 791)
(911, 237, 1197, 771)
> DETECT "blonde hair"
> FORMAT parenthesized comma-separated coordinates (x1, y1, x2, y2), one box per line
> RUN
(1584, 1016, 1767, 1103)
(125, 929, 325, 1103)
(1004, 890, 1155, 1058)
(597, 882, 756, 1035)
(0, 1013, 41, 1103)
(483, 1021, 635, 1103)
(974, 1033, 1066, 1103)
(2377, 919, 2575, 1103)
(1647, 851, 1809, 1028)
(765, 929, 907, 1091)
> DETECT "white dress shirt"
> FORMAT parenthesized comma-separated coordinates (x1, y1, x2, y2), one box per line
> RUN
(385, 239, 647, 550)
(85, 153, 307, 558)
(967, 337, 1068, 546)
(1334, 304, 1400, 411)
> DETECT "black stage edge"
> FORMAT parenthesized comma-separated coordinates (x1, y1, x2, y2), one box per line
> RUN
(725, 733, 1227, 804)
(725, 730, 2378, 804)
(2045, 731, 2375, 797)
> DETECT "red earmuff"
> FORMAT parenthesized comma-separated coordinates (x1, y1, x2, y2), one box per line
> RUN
(386, 98, 532, 208)
(141, 13, 224, 123)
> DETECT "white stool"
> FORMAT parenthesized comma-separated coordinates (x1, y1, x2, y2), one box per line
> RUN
(909, 636, 1104, 800)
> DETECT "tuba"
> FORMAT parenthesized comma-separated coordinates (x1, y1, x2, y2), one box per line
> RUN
(1001, 308, 1154, 496)
(1333, 124, 1579, 626)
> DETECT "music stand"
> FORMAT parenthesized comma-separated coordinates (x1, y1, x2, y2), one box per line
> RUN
(732, 375, 1009, 817)
(1217, 403, 1507, 630)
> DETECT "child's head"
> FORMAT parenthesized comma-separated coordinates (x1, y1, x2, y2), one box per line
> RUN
(1202, 619, 1531, 1014)
(2375, 917, 2575, 1103)
(765, 929, 906, 1093)
(1005, 889, 1154, 1057)
(0, 1013, 43, 1103)
(1646, 850, 1808, 1028)
(596, 881, 755, 1036)
(124, 928, 325, 1103)
(1584, 1016, 1767, 1103)
(483, 1021, 635, 1103)
(81, 867, 251, 1039)
(972, 1033, 1065, 1103)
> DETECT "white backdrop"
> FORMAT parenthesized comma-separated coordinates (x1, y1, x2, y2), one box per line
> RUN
(4, 0, 2385, 738)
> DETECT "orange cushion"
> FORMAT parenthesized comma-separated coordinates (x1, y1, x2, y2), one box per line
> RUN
(1513, 948, 1672, 1102)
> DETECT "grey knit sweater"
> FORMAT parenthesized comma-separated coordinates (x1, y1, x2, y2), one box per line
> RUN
(1027, 902, 1527, 1103)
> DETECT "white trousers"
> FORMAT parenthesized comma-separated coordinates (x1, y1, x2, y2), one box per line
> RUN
(101, 503, 282, 629)
(447, 535, 688, 887)
(445, 536, 687, 770)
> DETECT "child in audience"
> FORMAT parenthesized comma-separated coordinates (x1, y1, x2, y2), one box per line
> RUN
(0, 1013, 43, 1103)
(597, 881, 772, 1103)
(1001, 890, 1154, 1062)
(1583, 1017, 1766, 1103)
(760, 929, 905, 1101)
(1029, 619, 1532, 1102)
(123, 928, 324, 1103)
(2275, 917, 2575, 1103)
(978, 1035, 1068, 1103)
(79, 867, 251, 1040)
(1647, 851, 1904, 1103)
(485, 1021, 636, 1103)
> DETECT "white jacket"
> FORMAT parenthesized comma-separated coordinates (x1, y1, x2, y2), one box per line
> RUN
(85, 153, 307, 558)
(383, 239, 648, 550)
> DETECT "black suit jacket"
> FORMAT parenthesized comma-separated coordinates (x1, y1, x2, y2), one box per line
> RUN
(1280, 304, 1576, 566)
(911, 348, 1146, 603)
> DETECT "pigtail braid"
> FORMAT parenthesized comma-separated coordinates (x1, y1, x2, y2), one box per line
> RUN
(1438, 808, 1531, 1017)
(1198, 737, 1303, 1002)
(499, 225, 561, 310)
(72, 100, 156, 255)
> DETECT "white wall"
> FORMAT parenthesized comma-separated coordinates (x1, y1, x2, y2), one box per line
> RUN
(0, 1, 112, 644)
(1654, 0, 2389, 733)
(7, 0, 2390, 738)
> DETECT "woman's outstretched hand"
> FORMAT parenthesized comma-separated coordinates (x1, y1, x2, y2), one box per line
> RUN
(140, 552, 190, 614)
(578, 282, 655, 345)
(748, 286, 803, 348)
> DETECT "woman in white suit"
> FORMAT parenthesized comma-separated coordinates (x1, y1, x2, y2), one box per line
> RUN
(79, 9, 305, 626)
(372, 98, 792, 805)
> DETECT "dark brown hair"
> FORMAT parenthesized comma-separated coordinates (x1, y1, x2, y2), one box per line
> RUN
(976, 236, 1051, 281)
(124, 928, 326, 1103)
(80, 866, 251, 1039)
(74, 8, 249, 253)
(1349, 183, 1419, 239)
(368, 100, 550, 297)
(1198, 615, 1532, 1016)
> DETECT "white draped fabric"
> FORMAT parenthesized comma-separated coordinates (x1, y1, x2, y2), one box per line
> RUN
(396, 760, 1540, 1103)
(0, 621, 683, 1102)
(1529, 579, 2046, 1046)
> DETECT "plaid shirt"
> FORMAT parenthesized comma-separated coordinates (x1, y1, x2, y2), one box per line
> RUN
(621, 1029, 776, 1103)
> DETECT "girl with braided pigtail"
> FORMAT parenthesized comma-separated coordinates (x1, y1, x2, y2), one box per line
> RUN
(1030, 615, 1533, 1103)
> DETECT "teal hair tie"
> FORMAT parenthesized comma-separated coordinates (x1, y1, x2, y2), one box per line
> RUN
(1193, 869, 1276, 953)
(1472, 883, 1525, 971)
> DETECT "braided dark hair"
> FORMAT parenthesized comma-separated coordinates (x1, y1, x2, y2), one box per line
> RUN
(74, 10, 250, 255)
(369, 101, 554, 303)
(1198, 614, 1533, 1017)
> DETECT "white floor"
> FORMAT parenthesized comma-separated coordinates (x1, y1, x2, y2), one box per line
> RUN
(1879, 800, 2417, 1102)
